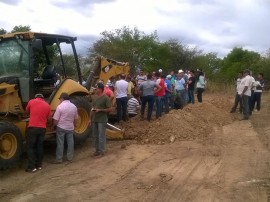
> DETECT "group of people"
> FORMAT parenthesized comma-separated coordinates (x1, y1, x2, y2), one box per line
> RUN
(25, 92, 78, 173)
(109, 68, 206, 122)
(230, 70, 265, 120)
(25, 68, 207, 173)
(26, 84, 113, 173)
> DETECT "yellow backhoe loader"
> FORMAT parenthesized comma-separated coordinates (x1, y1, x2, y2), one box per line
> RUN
(0, 32, 129, 169)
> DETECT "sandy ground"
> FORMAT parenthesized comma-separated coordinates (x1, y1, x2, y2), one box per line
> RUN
(1, 92, 270, 202)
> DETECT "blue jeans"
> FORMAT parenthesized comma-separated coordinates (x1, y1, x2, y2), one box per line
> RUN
(242, 95, 250, 119)
(92, 122, 106, 154)
(56, 127, 74, 161)
(164, 93, 172, 113)
(116, 97, 128, 122)
(188, 89, 195, 104)
(141, 95, 155, 121)
(155, 96, 163, 119)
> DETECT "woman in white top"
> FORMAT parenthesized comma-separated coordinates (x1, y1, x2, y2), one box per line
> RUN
(196, 71, 206, 103)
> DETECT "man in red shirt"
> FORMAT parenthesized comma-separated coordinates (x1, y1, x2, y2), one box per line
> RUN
(25, 94, 51, 173)
(104, 84, 114, 102)
(155, 72, 165, 119)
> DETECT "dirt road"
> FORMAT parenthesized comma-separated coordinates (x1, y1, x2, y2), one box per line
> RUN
(1, 93, 270, 202)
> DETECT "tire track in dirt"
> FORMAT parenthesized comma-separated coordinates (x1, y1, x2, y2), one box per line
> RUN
(146, 135, 225, 201)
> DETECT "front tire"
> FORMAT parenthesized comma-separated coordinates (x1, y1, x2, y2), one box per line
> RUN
(0, 121, 23, 170)
(70, 96, 92, 143)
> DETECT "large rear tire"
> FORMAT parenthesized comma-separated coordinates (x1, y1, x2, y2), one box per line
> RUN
(70, 96, 92, 143)
(0, 121, 23, 170)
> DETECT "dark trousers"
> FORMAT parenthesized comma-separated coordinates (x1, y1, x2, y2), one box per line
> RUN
(155, 96, 163, 119)
(164, 93, 173, 113)
(176, 89, 186, 106)
(242, 95, 250, 119)
(188, 89, 195, 104)
(27, 127, 46, 169)
(116, 97, 128, 122)
(141, 95, 155, 121)
(231, 93, 242, 113)
(249, 90, 254, 115)
(252, 92, 262, 111)
(197, 88, 204, 103)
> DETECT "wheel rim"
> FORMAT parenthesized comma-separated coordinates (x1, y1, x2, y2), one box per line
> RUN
(75, 108, 89, 134)
(0, 132, 17, 160)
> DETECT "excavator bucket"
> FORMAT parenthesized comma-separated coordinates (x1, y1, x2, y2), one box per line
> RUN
(106, 123, 125, 139)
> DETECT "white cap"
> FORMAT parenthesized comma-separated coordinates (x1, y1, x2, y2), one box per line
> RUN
(178, 69, 184, 73)
(158, 69, 162, 73)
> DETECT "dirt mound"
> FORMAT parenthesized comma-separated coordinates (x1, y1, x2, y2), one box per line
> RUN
(122, 94, 233, 144)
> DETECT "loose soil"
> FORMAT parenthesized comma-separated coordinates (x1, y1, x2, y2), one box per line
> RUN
(1, 92, 270, 202)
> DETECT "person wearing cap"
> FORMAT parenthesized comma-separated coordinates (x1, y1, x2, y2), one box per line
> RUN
(90, 82, 112, 157)
(238, 70, 254, 120)
(53, 92, 78, 163)
(25, 93, 51, 173)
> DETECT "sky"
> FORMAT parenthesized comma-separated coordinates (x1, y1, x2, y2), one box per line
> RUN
(1, 0, 270, 58)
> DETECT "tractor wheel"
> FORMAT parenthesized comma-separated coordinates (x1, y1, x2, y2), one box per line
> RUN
(0, 121, 23, 170)
(70, 96, 92, 143)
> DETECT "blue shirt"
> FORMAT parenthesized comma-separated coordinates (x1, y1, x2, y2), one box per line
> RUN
(175, 78, 185, 91)
(165, 79, 172, 95)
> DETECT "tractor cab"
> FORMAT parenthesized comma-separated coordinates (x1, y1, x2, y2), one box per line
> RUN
(0, 32, 92, 169)
(0, 32, 83, 109)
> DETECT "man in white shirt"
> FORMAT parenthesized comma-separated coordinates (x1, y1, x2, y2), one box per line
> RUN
(115, 74, 128, 122)
(238, 70, 253, 120)
(249, 75, 256, 115)
(230, 71, 243, 113)
(251, 73, 264, 112)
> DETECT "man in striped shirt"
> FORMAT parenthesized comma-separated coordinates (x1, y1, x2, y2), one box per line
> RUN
(127, 94, 140, 118)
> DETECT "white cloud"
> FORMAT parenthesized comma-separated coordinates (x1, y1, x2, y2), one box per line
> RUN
(1, 0, 270, 57)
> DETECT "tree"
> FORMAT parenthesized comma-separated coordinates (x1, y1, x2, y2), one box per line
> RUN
(89, 26, 203, 75)
(89, 26, 161, 74)
(192, 52, 222, 79)
(258, 49, 270, 85)
(0, 28, 7, 35)
(11, 25, 31, 33)
(219, 47, 261, 80)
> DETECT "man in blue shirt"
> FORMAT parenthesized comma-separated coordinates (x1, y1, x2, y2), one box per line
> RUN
(164, 75, 173, 113)
(175, 71, 186, 107)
